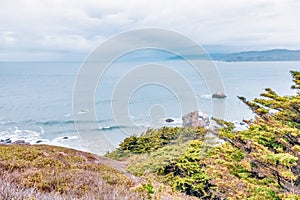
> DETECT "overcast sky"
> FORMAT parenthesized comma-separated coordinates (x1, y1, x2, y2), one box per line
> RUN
(0, 0, 300, 61)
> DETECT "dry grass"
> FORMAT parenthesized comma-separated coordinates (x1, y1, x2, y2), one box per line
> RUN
(0, 172, 145, 200)
(0, 144, 146, 200)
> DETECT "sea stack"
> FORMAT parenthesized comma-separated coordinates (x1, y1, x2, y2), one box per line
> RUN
(182, 111, 210, 128)
(212, 91, 227, 98)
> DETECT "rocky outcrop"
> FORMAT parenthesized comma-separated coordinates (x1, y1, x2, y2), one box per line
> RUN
(182, 111, 210, 128)
(0, 138, 12, 144)
(13, 140, 29, 145)
(0, 139, 29, 145)
(212, 91, 227, 98)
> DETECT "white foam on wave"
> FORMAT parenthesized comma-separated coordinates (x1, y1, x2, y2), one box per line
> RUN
(49, 135, 88, 152)
(52, 135, 79, 143)
(63, 113, 72, 118)
(0, 126, 44, 144)
(201, 94, 212, 99)
(100, 126, 112, 130)
(124, 117, 183, 128)
(0, 123, 94, 153)
(78, 109, 89, 115)
(0, 128, 87, 152)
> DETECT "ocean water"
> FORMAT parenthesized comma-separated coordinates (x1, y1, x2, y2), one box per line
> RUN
(0, 59, 299, 154)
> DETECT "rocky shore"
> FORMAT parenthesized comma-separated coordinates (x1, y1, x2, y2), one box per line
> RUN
(0, 136, 71, 145)
(0, 139, 29, 145)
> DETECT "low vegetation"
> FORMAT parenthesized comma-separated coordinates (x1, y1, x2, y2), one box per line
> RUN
(0, 145, 147, 199)
(106, 126, 208, 160)
(0, 144, 196, 199)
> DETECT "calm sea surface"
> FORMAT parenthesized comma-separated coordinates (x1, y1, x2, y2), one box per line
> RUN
(0, 59, 299, 154)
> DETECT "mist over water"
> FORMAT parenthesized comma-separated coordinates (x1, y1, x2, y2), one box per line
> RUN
(0, 59, 299, 154)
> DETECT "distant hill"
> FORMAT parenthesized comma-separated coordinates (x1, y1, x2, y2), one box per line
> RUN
(167, 49, 300, 62)
(220, 49, 300, 62)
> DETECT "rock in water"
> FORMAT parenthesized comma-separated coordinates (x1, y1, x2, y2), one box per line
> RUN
(0, 139, 29, 145)
(182, 111, 210, 128)
(13, 140, 29, 145)
(5, 138, 12, 143)
(165, 118, 174, 123)
(0, 138, 12, 144)
(212, 91, 227, 98)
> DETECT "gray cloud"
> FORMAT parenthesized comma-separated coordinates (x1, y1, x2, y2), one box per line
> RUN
(0, 0, 300, 61)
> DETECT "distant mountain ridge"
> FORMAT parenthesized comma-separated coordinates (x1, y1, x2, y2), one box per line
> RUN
(167, 49, 300, 62)
(219, 49, 300, 62)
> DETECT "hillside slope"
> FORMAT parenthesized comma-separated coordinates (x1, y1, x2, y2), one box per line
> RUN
(107, 71, 300, 199)
(220, 49, 300, 62)
(0, 144, 198, 199)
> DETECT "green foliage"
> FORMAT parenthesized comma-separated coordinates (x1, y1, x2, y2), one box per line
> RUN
(142, 184, 154, 194)
(207, 70, 300, 199)
(106, 126, 208, 160)
(291, 71, 300, 90)
(108, 70, 300, 199)
(109, 127, 213, 198)
(212, 117, 235, 131)
(128, 140, 213, 198)
(160, 141, 211, 198)
(126, 142, 190, 176)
